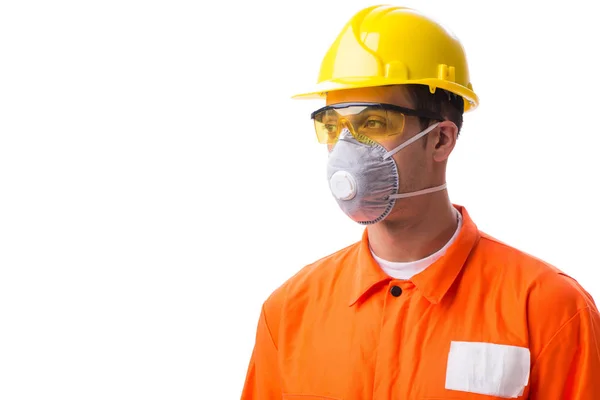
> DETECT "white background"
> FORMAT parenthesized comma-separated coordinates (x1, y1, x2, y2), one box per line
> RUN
(0, 1, 598, 399)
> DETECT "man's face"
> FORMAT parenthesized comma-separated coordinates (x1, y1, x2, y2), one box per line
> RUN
(326, 86, 439, 205)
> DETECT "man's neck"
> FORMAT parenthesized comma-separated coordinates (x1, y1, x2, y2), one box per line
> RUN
(367, 195, 459, 262)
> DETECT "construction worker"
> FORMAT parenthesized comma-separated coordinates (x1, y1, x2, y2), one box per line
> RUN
(241, 5, 600, 399)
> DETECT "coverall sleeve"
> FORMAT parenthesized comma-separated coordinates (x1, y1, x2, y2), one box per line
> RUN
(529, 306, 600, 398)
(241, 305, 282, 399)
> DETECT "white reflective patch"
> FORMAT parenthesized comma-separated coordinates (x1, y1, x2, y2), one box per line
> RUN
(445, 341, 530, 398)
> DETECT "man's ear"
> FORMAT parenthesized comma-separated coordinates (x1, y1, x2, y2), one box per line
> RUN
(432, 121, 458, 162)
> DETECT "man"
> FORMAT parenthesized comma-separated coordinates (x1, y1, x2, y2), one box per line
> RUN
(242, 5, 600, 399)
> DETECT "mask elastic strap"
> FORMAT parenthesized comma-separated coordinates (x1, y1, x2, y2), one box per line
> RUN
(382, 122, 440, 160)
(389, 183, 447, 200)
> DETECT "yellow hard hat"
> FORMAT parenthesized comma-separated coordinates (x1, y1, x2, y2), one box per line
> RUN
(293, 5, 479, 111)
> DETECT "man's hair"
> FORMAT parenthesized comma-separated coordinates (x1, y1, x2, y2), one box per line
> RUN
(403, 84, 464, 135)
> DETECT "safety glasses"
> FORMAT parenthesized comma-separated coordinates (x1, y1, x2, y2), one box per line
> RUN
(310, 102, 442, 145)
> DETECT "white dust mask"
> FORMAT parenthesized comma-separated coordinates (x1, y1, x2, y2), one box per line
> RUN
(326, 123, 446, 224)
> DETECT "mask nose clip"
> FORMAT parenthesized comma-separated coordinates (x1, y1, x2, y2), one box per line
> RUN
(338, 127, 353, 140)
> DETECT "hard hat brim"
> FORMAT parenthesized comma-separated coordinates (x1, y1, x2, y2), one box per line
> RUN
(292, 79, 479, 112)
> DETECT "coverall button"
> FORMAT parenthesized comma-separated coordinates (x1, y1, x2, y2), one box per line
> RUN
(390, 285, 402, 297)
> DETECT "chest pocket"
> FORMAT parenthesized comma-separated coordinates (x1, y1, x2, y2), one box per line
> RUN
(444, 341, 530, 398)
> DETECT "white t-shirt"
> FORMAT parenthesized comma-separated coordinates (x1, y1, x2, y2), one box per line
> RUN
(371, 211, 463, 280)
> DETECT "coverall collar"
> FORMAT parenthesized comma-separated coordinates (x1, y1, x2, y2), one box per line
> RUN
(349, 205, 481, 306)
